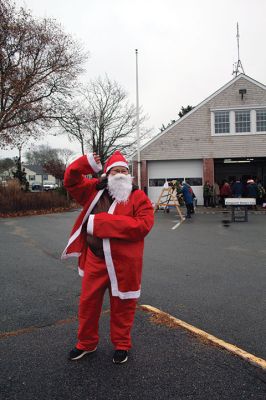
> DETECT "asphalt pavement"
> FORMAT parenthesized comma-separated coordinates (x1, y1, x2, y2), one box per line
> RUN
(0, 208, 266, 399)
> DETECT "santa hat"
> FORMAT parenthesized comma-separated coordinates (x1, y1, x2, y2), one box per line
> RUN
(102, 150, 129, 176)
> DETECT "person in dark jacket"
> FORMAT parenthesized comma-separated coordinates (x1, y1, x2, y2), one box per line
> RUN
(246, 179, 258, 197)
(203, 181, 212, 207)
(179, 182, 194, 218)
(257, 181, 265, 206)
(231, 178, 244, 198)
(246, 179, 258, 209)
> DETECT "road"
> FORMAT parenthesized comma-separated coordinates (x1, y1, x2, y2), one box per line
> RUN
(0, 209, 266, 399)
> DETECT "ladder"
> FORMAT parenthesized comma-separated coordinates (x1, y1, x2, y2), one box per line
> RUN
(154, 186, 184, 221)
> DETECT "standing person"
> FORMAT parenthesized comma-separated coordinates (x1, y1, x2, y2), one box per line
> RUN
(213, 182, 220, 207)
(231, 178, 244, 198)
(62, 151, 154, 364)
(257, 181, 265, 206)
(179, 181, 194, 218)
(203, 181, 212, 207)
(246, 178, 258, 209)
(220, 180, 232, 208)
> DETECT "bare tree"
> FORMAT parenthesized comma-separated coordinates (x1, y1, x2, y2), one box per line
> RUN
(25, 144, 59, 165)
(57, 98, 87, 155)
(58, 76, 149, 163)
(25, 143, 73, 167)
(57, 147, 74, 167)
(0, 0, 87, 147)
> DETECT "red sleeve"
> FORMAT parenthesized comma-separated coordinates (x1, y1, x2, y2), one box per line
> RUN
(64, 154, 102, 206)
(90, 191, 154, 241)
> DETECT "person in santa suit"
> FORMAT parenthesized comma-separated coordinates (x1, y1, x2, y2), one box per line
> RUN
(62, 150, 154, 364)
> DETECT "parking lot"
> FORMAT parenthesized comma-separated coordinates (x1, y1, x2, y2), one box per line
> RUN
(0, 209, 266, 399)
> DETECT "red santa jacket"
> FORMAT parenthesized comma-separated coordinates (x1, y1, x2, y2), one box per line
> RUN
(61, 153, 154, 299)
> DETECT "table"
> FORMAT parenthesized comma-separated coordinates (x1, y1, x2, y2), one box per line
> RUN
(225, 198, 256, 222)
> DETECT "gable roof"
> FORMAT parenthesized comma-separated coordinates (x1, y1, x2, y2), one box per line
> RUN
(23, 164, 47, 175)
(133, 73, 266, 157)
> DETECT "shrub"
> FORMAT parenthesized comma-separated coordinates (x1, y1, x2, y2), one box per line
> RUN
(0, 180, 71, 214)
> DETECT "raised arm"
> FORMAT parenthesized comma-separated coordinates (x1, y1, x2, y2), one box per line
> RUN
(64, 153, 102, 206)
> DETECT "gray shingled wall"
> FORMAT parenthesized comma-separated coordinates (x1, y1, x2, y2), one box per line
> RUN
(140, 76, 266, 161)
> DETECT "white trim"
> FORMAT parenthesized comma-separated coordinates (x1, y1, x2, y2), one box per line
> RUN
(210, 105, 266, 111)
(211, 107, 266, 137)
(102, 200, 141, 299)
(87, 153, 102, 173)
(106, 161, 128, 173)
(230, 110, 235, 134)
(78, 267, 84, 277)
(251, 109, 256, 134)
(87, 215, 94, 235)
(131, 74, 266, 157)
(210, 112, 215, 136)
(61, 189, 105, 259)
(62, 252, 82, 258)
(211, 132, 266, 137)
(66, 154, 81, 167)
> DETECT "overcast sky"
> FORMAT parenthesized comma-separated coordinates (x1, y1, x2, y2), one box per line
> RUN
(2, 0, 266, 159)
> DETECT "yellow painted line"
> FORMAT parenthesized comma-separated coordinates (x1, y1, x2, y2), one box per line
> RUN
(140, 304, 266, 371)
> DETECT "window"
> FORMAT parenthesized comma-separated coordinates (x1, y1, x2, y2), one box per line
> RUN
(149, 179, 166, 187)
(235, 110, 250, 133)
(214, 111, 230, 133)
(28, 175, 35, 181)
(256, 110, 266, 132)
(43, 174, 48, 180)
(212, 107, 266, 135)
(167, 177, 184, 183)
(185, 178, 202, 186)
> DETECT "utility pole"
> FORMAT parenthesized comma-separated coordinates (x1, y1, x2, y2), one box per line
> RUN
(135, 49, 141, 188)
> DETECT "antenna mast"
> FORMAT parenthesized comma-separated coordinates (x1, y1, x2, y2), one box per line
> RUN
(232, 23, 245, 76)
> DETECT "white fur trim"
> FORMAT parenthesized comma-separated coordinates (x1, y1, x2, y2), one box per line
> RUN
(78, 267, 84, 277)
(61, 189, 105, 259)
(66, 154, 82, 167)
(102, 200, 141, 299)
(61, 252, 81, 259)
(87, 215, 95, 235)
(106, 161, 128, 173)
(87, 153, 102, 173)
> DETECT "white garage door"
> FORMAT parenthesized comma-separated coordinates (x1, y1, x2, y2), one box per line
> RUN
(147, 160, 203, 205)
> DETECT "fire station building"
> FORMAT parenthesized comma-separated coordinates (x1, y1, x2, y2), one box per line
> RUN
(133, 74, 266, 205)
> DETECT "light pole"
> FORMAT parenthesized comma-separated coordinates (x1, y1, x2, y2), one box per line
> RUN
(135, 49, 141, 188)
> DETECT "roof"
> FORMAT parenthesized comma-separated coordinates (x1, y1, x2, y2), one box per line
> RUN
(132, 73, 266, 158)
(23, 165, 47, 175)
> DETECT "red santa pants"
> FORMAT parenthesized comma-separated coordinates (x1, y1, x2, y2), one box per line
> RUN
(76, 247, 137, 351)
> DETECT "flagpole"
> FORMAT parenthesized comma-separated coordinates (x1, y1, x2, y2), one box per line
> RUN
(135, 49, 141, 189)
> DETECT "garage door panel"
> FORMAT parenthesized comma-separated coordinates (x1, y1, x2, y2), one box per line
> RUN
(147, 160, 203, 205)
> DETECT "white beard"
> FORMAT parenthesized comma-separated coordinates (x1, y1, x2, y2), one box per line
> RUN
(107, 173, 133, 203)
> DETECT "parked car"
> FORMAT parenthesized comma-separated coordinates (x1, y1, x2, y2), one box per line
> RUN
(43, 183, 58, 191)
(31, 183, 42, 191)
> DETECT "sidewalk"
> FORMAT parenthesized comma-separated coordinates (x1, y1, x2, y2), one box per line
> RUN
(1, 308, 266, 400)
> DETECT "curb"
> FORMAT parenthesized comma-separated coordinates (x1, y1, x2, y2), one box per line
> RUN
(140, 305, 266, 371)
